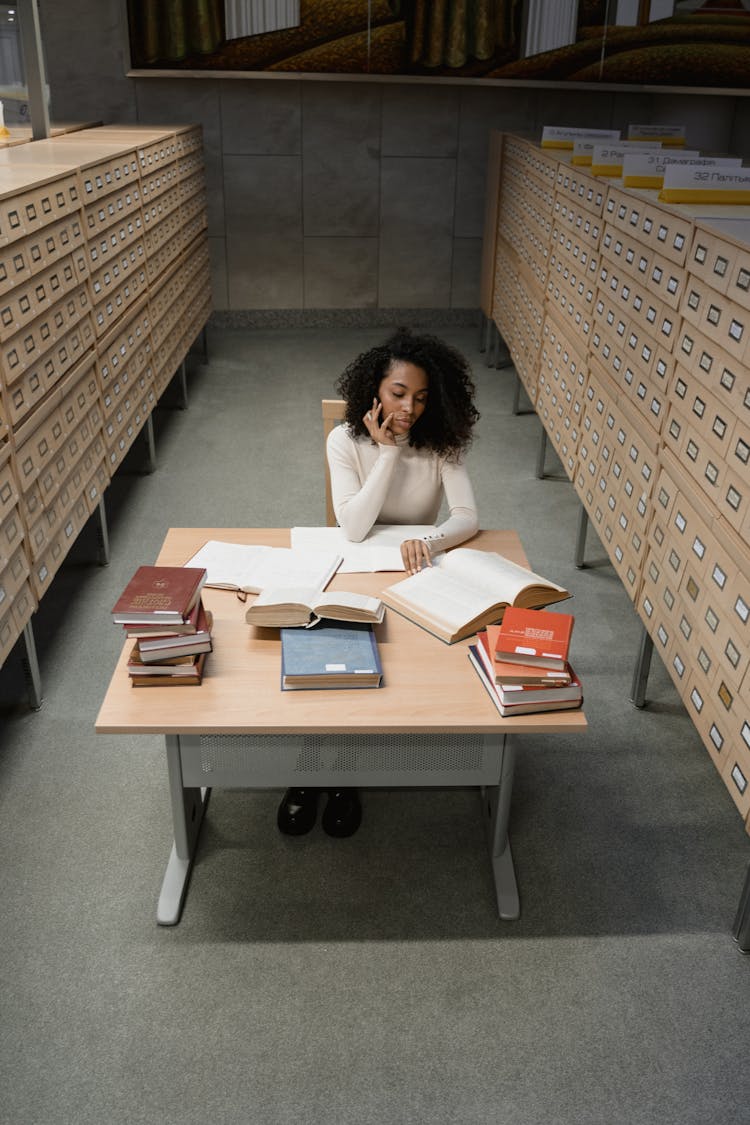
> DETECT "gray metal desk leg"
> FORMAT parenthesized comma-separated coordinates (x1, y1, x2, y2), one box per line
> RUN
(481, 736, 519, 920)
(574, 506, 588, 569)
(536, 425, 547, 479)
(96, 496, 110, 566)
(157, 734, 211, 926)
(733, 862, 750, 953)
(630, 624, 654, 709)
(22, 620, 42, 710)
(198, 324, 208, 363)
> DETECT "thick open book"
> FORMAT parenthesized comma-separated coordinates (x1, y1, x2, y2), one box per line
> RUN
(184, 540, 342, 595)
(245, 587, 384, 628)
(381, 548, 571, 644)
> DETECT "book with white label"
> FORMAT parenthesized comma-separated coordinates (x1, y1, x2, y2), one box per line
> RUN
(184, 539, 342, 594)
(380, 548, 571, 644)
(468, 645, 582, 718)
(245, 587, 384, 628)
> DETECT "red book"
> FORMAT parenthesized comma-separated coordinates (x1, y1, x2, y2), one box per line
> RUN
(492, 606, 574, 671)
(111, 565, 206, 625)
(468, 645, 582, 717)
(480, 627, 572, 686)
(124, 596, 204, 638)
(130, 650, 207, 687)
(137, 606, 213, 663)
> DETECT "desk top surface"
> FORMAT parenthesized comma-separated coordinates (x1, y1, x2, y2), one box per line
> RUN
(95, 528, 588, 737)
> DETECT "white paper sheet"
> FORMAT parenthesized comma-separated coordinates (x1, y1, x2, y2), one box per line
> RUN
(291, 525, 439, 573)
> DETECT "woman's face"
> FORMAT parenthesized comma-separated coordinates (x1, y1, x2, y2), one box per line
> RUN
(377, 360, 429, 437)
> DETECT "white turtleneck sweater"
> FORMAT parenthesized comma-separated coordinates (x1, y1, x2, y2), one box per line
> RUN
(327, 425, 479, 550)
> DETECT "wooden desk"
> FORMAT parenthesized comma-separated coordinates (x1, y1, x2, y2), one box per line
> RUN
(96, 528, 587, 925)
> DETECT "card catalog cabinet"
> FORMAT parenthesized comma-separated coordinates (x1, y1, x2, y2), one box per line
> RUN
(487, 133, 750, 831)
(0, 124, 211, 677)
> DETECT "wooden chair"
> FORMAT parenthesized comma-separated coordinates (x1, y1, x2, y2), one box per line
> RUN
(322, 398, 346, 526)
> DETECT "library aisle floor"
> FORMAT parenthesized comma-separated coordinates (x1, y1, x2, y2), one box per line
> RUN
(1, 324, 748, 1125)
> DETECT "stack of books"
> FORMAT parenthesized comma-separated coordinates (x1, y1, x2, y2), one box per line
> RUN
(468, 607, 582, 716)
(111, 565, 212, 687)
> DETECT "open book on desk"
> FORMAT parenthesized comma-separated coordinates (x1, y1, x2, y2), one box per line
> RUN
(291, 525, 438, 573)
(381, 548, 571, 644)
(245, 586, 384, 628)
(184, 540, 342, 595)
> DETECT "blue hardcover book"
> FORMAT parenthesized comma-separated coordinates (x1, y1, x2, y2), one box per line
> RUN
(280, 622, 383, 690)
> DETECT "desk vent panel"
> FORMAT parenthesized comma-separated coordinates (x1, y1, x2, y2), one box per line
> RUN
(190, 733, 501, 788)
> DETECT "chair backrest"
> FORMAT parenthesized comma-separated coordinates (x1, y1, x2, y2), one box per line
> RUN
(322, 398, 346, 526)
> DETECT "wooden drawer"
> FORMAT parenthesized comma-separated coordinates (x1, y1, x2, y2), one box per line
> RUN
(91, 265, 148, 339)
(0, 254, 79, 343)
(140, 161, 180, 204)
(83, 182, 144, 242)
(688, 227, 738, 297)
(96, 297, 152, 386)
(174, 124, 204, 158)
(671, 362, 737, 460)
(137, 135, 178, 173)
(554, 164, 606, 215)
(0, 210, 87, 299)
(552, 196, 603, 251)
(0, 540, 30, 613)
(676, 321, 749, 426)
(681, 276, 749, 363)
(0, 282, 92, 384)
(599, 258, 680, 352)
(87, 210, 145, 272)
(89, 240, 147, 307)
(0, 172, 81, 248)
(78, 151, 140, 204)
(0, 503, 24, 561)
(0, 444, 18, 521)
(604, 186, 691, 265)
(13, 353, 100, 492)
(143, 208, 183, 258)
(0, 315, 95, 430)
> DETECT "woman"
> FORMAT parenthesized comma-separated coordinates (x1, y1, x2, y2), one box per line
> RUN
(277, 328, 480, 839)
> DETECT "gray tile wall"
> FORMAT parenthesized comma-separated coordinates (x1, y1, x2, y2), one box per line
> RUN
(40, 0, 750, 313)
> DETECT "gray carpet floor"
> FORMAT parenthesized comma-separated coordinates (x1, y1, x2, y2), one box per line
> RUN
(1, 324, 748, 1125)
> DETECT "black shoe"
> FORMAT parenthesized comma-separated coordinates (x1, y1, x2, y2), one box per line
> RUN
(322, 788, 362, 838)
(277, 787, 319, 836)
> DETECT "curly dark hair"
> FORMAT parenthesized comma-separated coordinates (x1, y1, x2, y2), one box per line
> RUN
(335, 328, 479, 458)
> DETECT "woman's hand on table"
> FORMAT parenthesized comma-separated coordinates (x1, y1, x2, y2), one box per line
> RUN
(401, 539, 432, 576)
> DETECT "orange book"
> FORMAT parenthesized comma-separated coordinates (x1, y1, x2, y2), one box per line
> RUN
(479, 628, 572, 686)
(111, 566, 206, 625)
(492, 606, 574, 671)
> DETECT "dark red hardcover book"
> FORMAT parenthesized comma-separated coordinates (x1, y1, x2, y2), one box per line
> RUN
(124, 596, 204, 638)
(137, 606, 213, 660)
(111, 566, 206, 625)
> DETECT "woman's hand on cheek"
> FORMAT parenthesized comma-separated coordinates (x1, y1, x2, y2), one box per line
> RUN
(401, 539, 432, 576)
(363, 398, 396, 446)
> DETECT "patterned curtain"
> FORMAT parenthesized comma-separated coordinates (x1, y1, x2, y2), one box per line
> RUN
(128, 0, 225, 64)
(391, 0, 518, 68)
